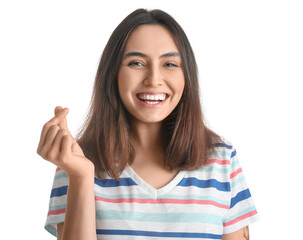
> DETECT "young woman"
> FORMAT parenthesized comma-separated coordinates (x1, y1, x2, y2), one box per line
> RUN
(38, 9, 258, 240)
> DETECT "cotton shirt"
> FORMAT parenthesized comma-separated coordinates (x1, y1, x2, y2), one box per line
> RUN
(45, 142, 259, 239)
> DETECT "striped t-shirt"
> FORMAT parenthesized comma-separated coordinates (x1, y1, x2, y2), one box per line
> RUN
(45, 142, 259, 239)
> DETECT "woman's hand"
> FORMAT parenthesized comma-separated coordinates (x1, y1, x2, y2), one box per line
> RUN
(39, 106, 97, 239)
(37, 106, 94, 178)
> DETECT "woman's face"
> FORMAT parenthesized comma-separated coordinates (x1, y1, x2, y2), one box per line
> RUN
(118, 24, 185, 124)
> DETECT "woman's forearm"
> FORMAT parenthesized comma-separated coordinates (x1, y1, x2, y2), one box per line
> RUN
(37, 107, 97, 239)
(61, 174, 96, 240)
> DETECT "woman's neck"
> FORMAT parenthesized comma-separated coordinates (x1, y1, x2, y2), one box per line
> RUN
(130, 119, 164, 166)
(130, 120, 163, 149)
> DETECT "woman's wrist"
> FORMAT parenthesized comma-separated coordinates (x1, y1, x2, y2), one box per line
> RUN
(65, 157, 95, 181)
(68, 169, 95, 184)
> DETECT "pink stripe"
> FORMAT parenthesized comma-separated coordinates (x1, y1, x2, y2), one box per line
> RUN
(223, 210, 258, 227)
(208, 159, 230, 165)
(230, 168, 242, 179)
(48, 208, 66, 216)
(56, 167, 61, 172)
(95, 196, 229, 209)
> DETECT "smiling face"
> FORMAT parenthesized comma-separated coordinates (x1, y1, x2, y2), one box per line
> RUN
(118, 24, 185, 124)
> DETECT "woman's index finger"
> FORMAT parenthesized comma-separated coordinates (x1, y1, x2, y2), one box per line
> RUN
(48, 107, 69, 126)
(54, 106, 66, 115)
(37, 107, 69, 153)
(54, 107, 70, 131)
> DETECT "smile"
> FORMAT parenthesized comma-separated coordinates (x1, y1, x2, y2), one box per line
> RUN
(136, 93, 169, 106)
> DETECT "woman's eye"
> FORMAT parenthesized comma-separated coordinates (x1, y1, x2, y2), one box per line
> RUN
(165, 63, 178, 67)
(128, 61, 144, 67)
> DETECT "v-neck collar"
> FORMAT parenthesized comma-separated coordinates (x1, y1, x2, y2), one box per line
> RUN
(124, 165, 188, 198)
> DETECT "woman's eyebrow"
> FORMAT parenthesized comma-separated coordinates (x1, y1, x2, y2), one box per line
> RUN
(123, 51, 147, 59)
(123, 51, 180, 59)
(160, 52, 180, 58)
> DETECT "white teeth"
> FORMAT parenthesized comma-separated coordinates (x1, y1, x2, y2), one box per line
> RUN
(138, 93, 167, 101)
(145, 101, 159, 104)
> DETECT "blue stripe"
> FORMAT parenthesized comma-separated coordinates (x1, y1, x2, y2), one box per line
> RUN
(178, 178, 230, 192)
(96, 210, 222, 225)
(48, 204, 66, 211)
(94, 177, 137, 187)
(94, 192, 151, 199)
(94, 191, 229, 206)
(230, 189, 251, 208)
(209, 150, 231, 158)
(50, 185, 68, 198)
(213, 142, 233, 149)
(230, 158, 239, 169)
(97, 229, 222, 239)
(231, 149, 237, 158)
(160, 194, 230, 206)
(54, 172, 68, 181)
(199, 166, 230, 174)
(231, 175, 245, 188)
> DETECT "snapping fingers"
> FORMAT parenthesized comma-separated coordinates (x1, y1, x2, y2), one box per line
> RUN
(37, 106, 70, 155)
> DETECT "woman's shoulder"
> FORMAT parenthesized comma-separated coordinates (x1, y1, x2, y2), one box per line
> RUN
(210, 136, 236, 161)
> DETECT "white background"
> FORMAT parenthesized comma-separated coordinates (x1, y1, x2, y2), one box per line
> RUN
(1, 0, 302, 239)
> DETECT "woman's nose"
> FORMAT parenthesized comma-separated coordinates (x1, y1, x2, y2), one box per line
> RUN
(143, 65, 164, 87)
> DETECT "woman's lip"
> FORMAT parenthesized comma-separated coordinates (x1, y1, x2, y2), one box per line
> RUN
(134, 93, 169, 108)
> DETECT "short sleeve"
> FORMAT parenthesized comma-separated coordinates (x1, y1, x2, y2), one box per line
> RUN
(223, 148, 259, 234)
(44, 167, 69, 237)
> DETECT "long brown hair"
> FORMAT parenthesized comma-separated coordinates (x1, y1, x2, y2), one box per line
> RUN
(76, 9, 221, 180)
